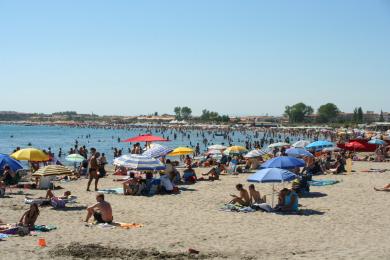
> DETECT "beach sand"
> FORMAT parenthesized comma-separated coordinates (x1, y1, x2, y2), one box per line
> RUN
(1, 161, 390, 259)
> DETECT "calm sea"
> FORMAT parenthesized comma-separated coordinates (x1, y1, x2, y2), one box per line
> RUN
(0, 124, 311, 164)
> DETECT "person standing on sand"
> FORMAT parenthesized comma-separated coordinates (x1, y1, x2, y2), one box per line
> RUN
(85, 194, 113, 224)
(87, 148, 100, 191)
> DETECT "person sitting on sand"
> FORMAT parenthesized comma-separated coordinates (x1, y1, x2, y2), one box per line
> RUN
(202, 163, 223, 180)
(374, 184, 390, 192)
(159, 172, 174, 194)
(182, 165, 197, 184)
(249, 184, 266, 204)
(19, 203, 40, 229)
(0, 166, 19, 186)
(85, 194, 113, 224)
(229, 184, 250, 206)
(275, 188, 299, 212)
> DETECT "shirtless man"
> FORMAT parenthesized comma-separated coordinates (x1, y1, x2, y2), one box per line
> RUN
(249, 184, 266, 204)
(229, 184, 250, 206)
(87, 149, 100, 191)
(85, 194, 113, 224)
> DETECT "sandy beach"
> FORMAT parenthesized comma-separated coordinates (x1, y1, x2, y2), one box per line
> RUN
(1, 161, 389, 259)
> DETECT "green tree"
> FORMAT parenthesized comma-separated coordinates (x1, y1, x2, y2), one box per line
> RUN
(174, 107, 182, 120)
(180, 107, 192, 120)
(379, 110, 385, 122)
(352, 107, 358, 123)
(284, 103, 314, 123)
(317, 103, 340, 123)
(220, 115, 230, 123)
(357, 107, 363, 123)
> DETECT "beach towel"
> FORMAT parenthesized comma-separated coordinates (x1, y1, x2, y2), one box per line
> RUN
(93, 222, 143, 229)
(24, 198, 50, 205)
(115, 223, 143, 229)
(33, 225, 57, 232)
(0, 233, 9, 240)
(220, 204, 256, 213)
(309, 180, 339, 186)
(98, 188, 124, 195)
(252, 203, 273, 212)
(361, 169, 388, 173)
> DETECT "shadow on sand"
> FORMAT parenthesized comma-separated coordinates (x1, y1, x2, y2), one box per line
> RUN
(299, 192, 328, 198)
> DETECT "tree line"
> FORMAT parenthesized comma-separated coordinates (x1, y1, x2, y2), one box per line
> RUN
(173, 107, 230, 123)
(284, 103, 385, 124)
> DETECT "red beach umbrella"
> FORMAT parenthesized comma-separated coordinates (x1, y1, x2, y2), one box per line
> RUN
(122, 134, 169, 143)
(344, 141, 366, 151)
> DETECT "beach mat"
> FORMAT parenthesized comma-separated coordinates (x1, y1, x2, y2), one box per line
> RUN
(97, 188, 124, 195)
(309, 180, 339, 186)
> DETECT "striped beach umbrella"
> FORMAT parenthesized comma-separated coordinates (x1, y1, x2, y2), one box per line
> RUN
(32, 165, 73, 177)
(142, 144, 173, 158)
(223, 146, 247, 155)
(113, 154, 166, 171)
(244, 149, 269, 158)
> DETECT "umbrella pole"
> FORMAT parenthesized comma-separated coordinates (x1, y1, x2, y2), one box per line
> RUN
(272, 184, 275, 207)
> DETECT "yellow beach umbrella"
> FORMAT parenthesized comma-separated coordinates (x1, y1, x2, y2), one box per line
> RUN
(11, 148, 50, 162)
(32, 165, 73, 177)
(223, 145, 247, 155)
(168, 147, 194, 156)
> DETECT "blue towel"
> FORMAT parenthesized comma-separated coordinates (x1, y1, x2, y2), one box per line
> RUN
(309, 180, 339, 186)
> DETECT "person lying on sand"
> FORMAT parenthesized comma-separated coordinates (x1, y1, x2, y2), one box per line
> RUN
(19, 203, 40, 229)
(229, 184, 250, 206)
(249, 184, 266, 204)
(46, 189, 72, 200)
(374, 184, 390, 192)
(85, 194, 113, 224)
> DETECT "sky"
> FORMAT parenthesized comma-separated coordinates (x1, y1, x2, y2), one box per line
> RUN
(0, 0, 389, 116)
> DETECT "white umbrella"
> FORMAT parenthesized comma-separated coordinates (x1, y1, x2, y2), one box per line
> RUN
(208, 144, 227, 150)
(113, 154, 166, 171)
(292, 140, 310, 148)
(268, 142, 290, 148)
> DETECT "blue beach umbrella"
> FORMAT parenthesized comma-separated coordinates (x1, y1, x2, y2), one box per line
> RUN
(286, 148, 314, 158)
(248, 168, 297, 183)
(0, 154, 23, 172)
(113, 154, 166, 171)
(305, 140, 334, 150)
(248, 168, 297, 206)
(261, 156, 305, 169)
(368, 139, 386, 145)
(143, 144, 173, 158)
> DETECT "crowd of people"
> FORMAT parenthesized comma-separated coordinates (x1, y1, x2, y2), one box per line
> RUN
(1, 126, 389, 231)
